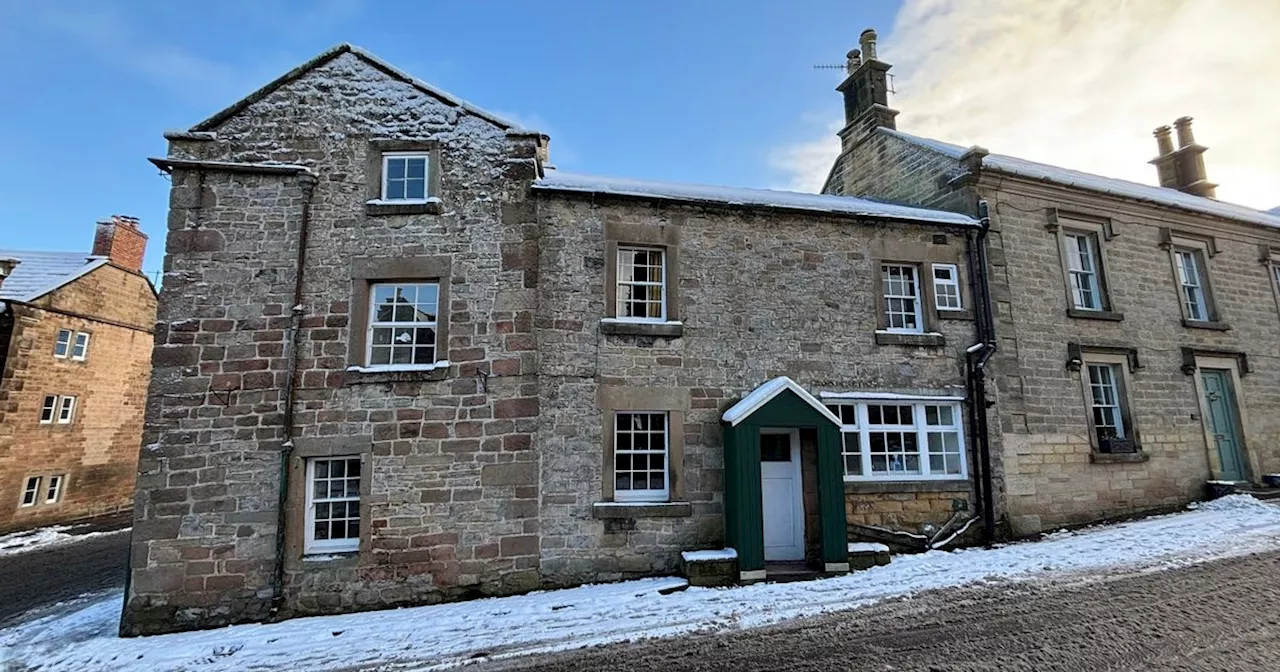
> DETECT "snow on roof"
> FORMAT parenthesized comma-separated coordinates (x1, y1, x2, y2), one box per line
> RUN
(721, 376, 842, 427)
(534, 170, 978, 226)
(881, 128, 1280, 231)
(0, 250, 105, 303)
(190, 44, 528, 134)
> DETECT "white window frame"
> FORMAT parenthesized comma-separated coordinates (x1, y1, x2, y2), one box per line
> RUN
(1064, 232, 1104, 311)
(614, 247, 667, 322)
(380, 152, 431, 202)
(45, 474, 64, 504)
(1083, 361, 1134, 452)
(71, 332, 90, 361)
(57, 396, 76, 424)
(827, 400, 967, 482)
(20, 476, 41, 507)
(881, 264, 924, 333)
(612, 411, 670, 503)
(1174, 248, 1209, 321)
(931, 263, 963, 311)
(54, 329, 72, 358)
(304, 457, 362, 555)
(365, 282, 440, 369)
(40, 396, 57, 424)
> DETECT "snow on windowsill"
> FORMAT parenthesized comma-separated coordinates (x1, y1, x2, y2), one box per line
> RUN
(847, 542, 890, 554)
(301, 553, 355, 562)
(599, 318, 683, 326)
(681, 548, 738, 562)
(365, 197, 442, 206)
(346, 360, 450, 374)
(874, 330, 944, 337)
(593, 501, 677, 508)
(819, 391, 965, 402)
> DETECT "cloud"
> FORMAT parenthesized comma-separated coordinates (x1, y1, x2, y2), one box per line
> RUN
(773, 0, 1280, 209)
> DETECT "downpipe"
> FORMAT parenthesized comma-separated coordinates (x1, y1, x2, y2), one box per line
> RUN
(965, 200, 999, 545)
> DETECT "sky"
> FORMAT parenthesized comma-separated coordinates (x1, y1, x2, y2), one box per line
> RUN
(0, 1, 1276, 281)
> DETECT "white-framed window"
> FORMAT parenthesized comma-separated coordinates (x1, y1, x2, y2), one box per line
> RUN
(827, 400, 966, 480)
(366, 282, 439, 368)
(1064, 232, 1104, 310)
(1174, 249, 1209, 321)
(54, 329, 72, 358)
(45, 475, 64, 504)
(71, 332, 90, 361)
(932, 263, 962, 311)
(304, 457, 362, 554)
(613, 411, 669, 502)
(615, 247, 666, 321)
(1086, 362, 1132, 452)
(882, 264, 923, 333)
(57, 396, 76, 424)
(20, 476, 41, 507)
(40, 396, 57, 424)
(380, 152, 430, 202)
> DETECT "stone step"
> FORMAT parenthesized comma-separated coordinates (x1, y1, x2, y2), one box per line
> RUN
(848, 542, 891, 570)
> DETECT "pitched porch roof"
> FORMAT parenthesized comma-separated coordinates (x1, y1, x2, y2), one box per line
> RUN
(721, 376, 841, 427)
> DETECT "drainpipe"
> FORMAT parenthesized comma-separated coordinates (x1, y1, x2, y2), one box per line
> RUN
(270, 172, 318, 617)
(965, 200, 998, 544)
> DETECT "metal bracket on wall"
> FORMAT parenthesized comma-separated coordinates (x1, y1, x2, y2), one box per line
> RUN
(209, 385, 240, 407)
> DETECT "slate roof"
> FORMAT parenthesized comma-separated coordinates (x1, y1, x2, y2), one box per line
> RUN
(533, 170, 979, 226)
(0, 250, 106, 303)
(881, 128, 1280, 231)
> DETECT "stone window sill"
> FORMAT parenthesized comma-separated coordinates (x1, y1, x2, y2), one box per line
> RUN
(1067, 308, 1125, 322)
(592, 501, 692, 518)
(1090, 451, 1149, 464)
(365, 199, 443, 216)
(1182, 318, 1230, 331)
(844, 479, 970, 494)
(936, 309, 975, 321)
(342, 363, 450, 385)
(299, 552, 360, 568)
(874, 330, 945, 347)
(599, 319, 684, 337)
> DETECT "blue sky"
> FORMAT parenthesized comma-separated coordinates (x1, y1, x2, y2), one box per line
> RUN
(0, 0, 901, 279)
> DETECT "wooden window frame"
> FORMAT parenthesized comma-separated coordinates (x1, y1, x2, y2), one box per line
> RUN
(364, 281, 441, 370)
(602, 220, 682, 336)
(365, 139, 442, 215)
(1163, 233, 1225, 329)
(611, 411, 671, 503)
(1076, 351, 1141, 454)
(613, 246, 667, 323)
(1049, 213, 1123, 320)
(53, 329, 72, 359)
(20, 476, 40, 507)
(285, 436, 372, 565)
(597, 386, 688, 504)
(931, 263, 963, 312)
(827, 400, 968, 482)
(347, 256, 452, 380)
(70, 331, 90, 361)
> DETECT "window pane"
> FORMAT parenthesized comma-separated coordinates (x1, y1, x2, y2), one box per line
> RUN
(386, 158, 405, 180)
(841, 433, 862, 475)
(406, 179, 426, 200)
(406, 158, 426, 179)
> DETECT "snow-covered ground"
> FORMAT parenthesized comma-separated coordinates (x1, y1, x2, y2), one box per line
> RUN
(3, 496, 1279, 671)
(0, 523, 126, 558)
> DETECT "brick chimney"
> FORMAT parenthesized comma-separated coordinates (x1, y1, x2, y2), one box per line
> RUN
(836, 28, 899, 151)
(1149, 116, 1217, 198)
(92, 215, 148, 273)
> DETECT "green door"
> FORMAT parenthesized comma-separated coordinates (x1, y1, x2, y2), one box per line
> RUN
(1201, 369, 1246, 482)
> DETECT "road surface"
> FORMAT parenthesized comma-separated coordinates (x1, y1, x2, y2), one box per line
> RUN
(0, 523, 129, 627)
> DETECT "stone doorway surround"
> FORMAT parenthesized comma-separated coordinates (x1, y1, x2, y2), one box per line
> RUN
(721, 377, 849, 581)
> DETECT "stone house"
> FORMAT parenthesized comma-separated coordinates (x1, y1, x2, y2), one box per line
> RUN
(827, 30, 1280, 536)
(121, 44, 997, 635)
(0, 216, 157, 533)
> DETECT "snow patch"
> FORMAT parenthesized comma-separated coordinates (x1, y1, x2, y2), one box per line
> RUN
(847, 542, 891, 554)
(345, 360, 449, 374)
(819, 391, 965, 402)
(681, 548, 738, 562)
(1187, 493, 1275, 513)
(0, 525, 127, 557)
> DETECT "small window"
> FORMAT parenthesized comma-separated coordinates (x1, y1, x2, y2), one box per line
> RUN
(45, 475, 64, 504)
(366, 282, 439, 368)
(57, 396, 75, 424)
(1064, 232, 1104, 311)
(828, 401, 966, 480)
(932, 264, 962, 311)
(615, 247, 666, 321)
(882, 264, 923, 333)
(1085, 363, 1135, 453)
(613, 411, 669, 502)
(381, 152, 430, 202)
(1174, 249, 1210, 321)
(305, 457, 362, 554)
(71, 332, 90, 361)
(20, 477, 41, 507)
(54, 329, 72, 358)
(40, 396, 57, 424)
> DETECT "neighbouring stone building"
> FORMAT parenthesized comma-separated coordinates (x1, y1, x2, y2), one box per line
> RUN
(122, 44, 998, 635)
(0, 217, 157, 533)
(828, 30, 1280, 536)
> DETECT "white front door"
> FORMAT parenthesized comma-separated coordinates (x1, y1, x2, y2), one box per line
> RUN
(760, 429, 804, 561)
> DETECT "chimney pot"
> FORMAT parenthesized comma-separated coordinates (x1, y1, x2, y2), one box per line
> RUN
(1153, 125, 1174, 157)
(859, 29, 878, 62)
(846, 49, 861, 74)
(1174, 116, 1196, 147)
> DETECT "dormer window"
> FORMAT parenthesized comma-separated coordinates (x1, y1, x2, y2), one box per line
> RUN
(381, 153, 430, 201)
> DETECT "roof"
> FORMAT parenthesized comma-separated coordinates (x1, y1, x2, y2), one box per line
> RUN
(881, 128, 1280, 231)
(189, 44, 525, 133)
(533, 170, 978, 226)
(0, 250, 107, 303)
(721, 377, 842, 427)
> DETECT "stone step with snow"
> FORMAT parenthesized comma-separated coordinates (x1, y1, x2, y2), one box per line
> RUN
(847, 542, 892, 570)
(681, 548, 738, 587)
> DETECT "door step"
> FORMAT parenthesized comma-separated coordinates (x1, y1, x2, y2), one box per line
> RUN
(1207, 480, 1280, 501)
(848, 542, 892, 570)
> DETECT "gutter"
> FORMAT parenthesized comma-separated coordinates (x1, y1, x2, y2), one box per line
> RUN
(964, 199, 998, 544)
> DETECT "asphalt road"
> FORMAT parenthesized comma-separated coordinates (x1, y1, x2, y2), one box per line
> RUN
(473, 550, 1280, 672)
(0, 524, 130, 627)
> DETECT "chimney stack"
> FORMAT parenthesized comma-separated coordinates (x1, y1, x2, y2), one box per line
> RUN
(1149, 116, 1216, 199)
(0, 258, 18, 291)
(835, 27, 899, 151)
(92, 215, 148, 273)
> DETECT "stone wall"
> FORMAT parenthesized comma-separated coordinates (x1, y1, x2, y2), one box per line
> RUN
(0, 264, 155, 533)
